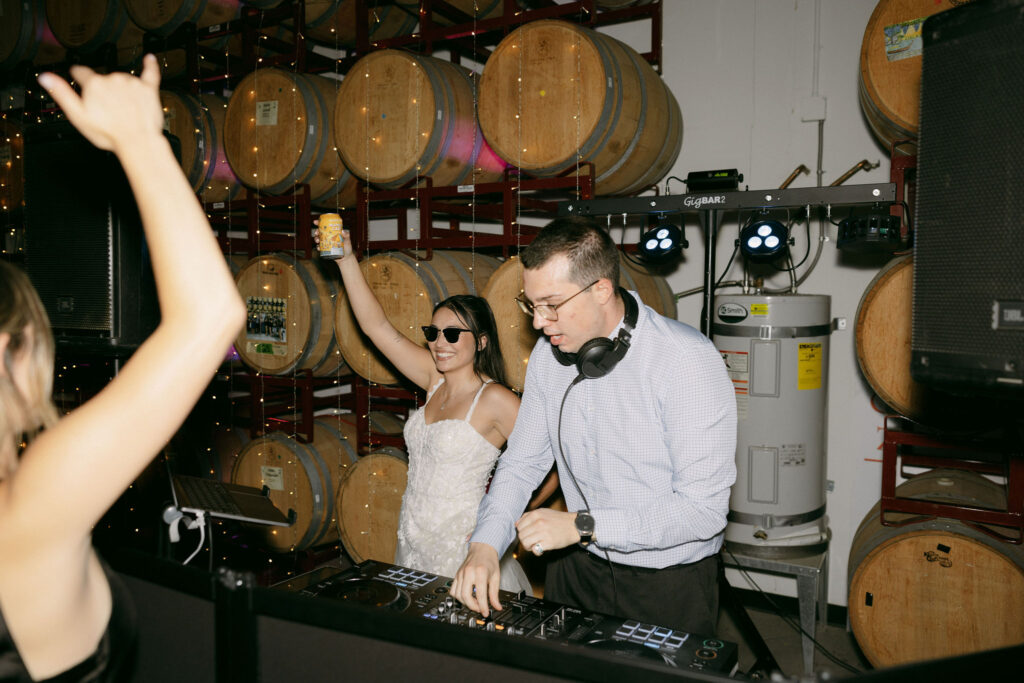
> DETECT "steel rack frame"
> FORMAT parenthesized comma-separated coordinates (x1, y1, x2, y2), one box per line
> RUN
(233, 369, 356, 443)
(351, 167, 595, 258)
(881, 417, 1024, 543)
(352, 0, 663, 72)
(560, 181, 898, 336)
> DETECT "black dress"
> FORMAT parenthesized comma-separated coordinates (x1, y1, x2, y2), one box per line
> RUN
(0, 558, 136, 682)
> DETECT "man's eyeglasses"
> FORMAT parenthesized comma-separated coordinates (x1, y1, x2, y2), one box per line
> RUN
(421, 326, 472, 343)
(514, 281, 598, 322)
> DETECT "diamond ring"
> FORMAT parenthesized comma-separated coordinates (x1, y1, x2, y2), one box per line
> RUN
(532, 542, 544, 556)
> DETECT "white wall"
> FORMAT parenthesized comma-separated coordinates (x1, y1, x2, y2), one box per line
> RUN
(599, 0, 892, 607)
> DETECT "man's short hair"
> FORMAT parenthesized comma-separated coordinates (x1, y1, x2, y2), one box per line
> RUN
(520, 216, 619, 287)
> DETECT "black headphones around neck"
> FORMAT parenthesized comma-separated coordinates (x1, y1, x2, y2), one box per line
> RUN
(551, 287, 638, 379)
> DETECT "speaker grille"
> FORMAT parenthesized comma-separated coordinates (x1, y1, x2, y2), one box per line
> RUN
(28, 189, 115, 333)
(23, 122, 157, 349)
(912, 1, 1024, 377)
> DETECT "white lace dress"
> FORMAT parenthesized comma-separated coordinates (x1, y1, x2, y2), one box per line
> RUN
(396, 379, 532, 594)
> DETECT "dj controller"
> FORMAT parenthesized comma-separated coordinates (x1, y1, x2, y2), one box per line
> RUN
(274, 560, 739, 676)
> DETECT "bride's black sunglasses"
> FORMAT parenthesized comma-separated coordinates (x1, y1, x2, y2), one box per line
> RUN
(421, 325, 472, 343)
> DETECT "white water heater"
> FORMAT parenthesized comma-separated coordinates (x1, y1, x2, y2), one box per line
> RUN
(712, 294, 831, 556)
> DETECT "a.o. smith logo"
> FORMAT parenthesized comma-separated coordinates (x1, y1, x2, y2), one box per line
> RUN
(717, 302, 748, 323)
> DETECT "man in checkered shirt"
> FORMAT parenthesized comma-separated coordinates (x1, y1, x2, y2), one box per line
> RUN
(452, 216, 737, 635)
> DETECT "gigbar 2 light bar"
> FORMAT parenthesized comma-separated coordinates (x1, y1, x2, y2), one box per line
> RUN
(558, 182, 897, 217)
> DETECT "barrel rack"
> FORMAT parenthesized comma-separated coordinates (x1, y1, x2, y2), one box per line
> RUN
(209, 161, 597, 450)
(880, 416, 1024, 543)
(182, 0, 628, 456)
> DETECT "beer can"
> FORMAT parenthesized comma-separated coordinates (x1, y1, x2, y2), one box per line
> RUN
(318, 213, 345, 259)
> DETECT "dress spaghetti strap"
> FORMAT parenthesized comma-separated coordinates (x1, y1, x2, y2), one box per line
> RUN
(424, 377, 445, 406)
(463, 380, 494, 423)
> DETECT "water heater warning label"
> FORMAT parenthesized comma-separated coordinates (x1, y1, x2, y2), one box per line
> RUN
(721, 350, 749, 420)
(797, 343, 822, 390)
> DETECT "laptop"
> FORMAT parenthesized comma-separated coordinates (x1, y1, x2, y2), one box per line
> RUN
(170, 474, 294, 527)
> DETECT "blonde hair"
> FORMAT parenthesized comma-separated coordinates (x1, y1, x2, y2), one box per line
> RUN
(0, 261, 59, 478)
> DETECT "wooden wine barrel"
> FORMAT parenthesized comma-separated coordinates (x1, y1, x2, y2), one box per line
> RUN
(124, 0, 240, 37)
(854, 255, 997, 426)
(335, 49, 505, 190)
(234, 253, 345, 376)
(160, 91, 241, 203)
(44, 0, 144, 67)
(481, 253, 677, 392)
(334, 250, 500, 384)
(0, 0, 65, 71)
(481, 256, 536, 394)
(479, 19, 682, 196)
(848, 469, 1024, 667)
(225, 68, 357, 209)
(302, 0, 417, 48)
(196, 94, 242, 204)
(368, 410, 406, 436)
(335, 448, 408, 563)
(0, 119, 24, 212)
(226, 252, 250, 275)
(859, 0, 958, 150)
(232, 417, 359, 552)
(209, 425, 250, 482)
(155, 29, 243, 81)
(619, 253, 677, 320)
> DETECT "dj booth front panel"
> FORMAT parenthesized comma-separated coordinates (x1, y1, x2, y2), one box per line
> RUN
(113, 551, 728, 683)
(256, 615, 574, 682)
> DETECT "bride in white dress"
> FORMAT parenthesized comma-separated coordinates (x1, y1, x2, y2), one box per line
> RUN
(324, 228, 531, 594)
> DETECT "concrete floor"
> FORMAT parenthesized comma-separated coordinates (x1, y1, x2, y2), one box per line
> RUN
(716, 598, 871, 680)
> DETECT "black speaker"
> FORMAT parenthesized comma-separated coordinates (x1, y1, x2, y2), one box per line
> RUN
(911, 0, 1024, 396)
(23, 122, 159, 353)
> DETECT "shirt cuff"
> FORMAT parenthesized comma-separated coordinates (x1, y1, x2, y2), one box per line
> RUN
(469, 522, 514, 558)
(589, 508, 630, 551)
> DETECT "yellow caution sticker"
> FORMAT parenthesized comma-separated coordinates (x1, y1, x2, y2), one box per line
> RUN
(750, 303, 769, 316)
(797, 342, 822, 390)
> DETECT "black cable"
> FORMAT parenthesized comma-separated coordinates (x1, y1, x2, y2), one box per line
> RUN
(715, 244, 739, 290)
(723, 546, 862, 675)
(900, 199, 914, 234)
(712, 210, 748, 289)
(828, 205, 855, 227)
(772, 217, 811, 272)
(556, 375, 618, 609)
(665, 175, 687, 194)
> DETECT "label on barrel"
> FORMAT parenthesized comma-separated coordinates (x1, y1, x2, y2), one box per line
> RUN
(883, 18, 925, 62)
(245, 296, 287, 343)
(247, 342, 287, 356)
(256, 100, 279, 126)
(261, 466, 284, 491)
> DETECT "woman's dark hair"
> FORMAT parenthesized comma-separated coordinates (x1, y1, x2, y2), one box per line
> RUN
(434, 294, 508, 388)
